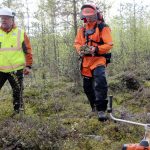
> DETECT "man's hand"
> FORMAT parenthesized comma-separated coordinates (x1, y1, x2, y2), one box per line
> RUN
(79, 45, 91, 56)
(79, 45, 98, 56)
(89, 46, 96, 55)
(23, 67, 31, 75)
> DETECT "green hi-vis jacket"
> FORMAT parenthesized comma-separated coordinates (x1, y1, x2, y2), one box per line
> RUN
(0, 27, 25, 72)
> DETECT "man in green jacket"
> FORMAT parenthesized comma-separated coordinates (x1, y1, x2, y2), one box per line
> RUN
(0, 7, 33, 115)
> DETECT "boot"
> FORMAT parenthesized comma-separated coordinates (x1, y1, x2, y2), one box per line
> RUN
(97, 111, 108, 122)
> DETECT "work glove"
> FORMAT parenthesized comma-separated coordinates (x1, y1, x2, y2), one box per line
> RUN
(80, 45, 98, 56)
(79, 45, 91, 56)
(23, 66, 31, 75)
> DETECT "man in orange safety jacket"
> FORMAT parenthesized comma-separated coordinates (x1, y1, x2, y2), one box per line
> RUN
(74, 3, 113, 121)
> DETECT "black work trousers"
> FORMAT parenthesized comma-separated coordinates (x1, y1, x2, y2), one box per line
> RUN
(83, 66, 108, 112)
(0, 69, 24, 111)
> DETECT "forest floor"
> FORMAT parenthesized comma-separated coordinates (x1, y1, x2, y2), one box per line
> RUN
(0, 75, 150, 150)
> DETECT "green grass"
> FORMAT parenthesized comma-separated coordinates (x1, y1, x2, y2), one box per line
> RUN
(0, 77, 149, 149)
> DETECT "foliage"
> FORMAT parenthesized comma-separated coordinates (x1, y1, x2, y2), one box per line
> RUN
(0, 0, 150, 149)
(0, 76, 149, 149)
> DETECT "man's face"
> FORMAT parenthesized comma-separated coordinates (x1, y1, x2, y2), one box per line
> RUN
(85, 15, 97, 23)
(0, 15, 14, 30)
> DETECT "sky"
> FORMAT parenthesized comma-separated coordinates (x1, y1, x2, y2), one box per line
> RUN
(0, 0, 149, 24)
(0, 0, 149, 11)
(104, 0, 150, 22)
(22, 0, 150, 22)
(109, 0, 150, 15)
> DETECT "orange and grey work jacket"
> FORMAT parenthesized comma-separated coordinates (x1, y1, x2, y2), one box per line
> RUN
(74, 21, 113, 77)
(0, 25, 33, 72)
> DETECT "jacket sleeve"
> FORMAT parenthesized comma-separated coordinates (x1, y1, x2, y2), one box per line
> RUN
(74, 28, 84, 54)
(22, 32, 33, 67)
(98, 27, 113, 54)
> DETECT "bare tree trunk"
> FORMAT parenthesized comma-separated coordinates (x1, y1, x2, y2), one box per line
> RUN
(73, 0, 77, 36)
(72, 0, 82, 86)
(133, 0, 137, 69)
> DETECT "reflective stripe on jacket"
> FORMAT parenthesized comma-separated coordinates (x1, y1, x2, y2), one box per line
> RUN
(0, 27, 25, 72)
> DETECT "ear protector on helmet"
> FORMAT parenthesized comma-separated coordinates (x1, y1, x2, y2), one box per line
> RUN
(97, 11, 104, 21)
(94, 6, 103, 21)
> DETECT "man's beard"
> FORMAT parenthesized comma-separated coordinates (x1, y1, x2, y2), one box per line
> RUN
(1, 23, 13, 30)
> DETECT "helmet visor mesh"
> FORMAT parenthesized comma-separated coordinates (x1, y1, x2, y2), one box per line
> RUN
(82, 14, 97, 22)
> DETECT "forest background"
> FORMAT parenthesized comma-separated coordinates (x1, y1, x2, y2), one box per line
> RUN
(0, 0, 150, 149)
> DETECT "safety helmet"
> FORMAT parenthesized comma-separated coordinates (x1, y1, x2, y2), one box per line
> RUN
(80, 3, 103, 22)
(0, 7, 15, 17)
(80, 3, 98, 21)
